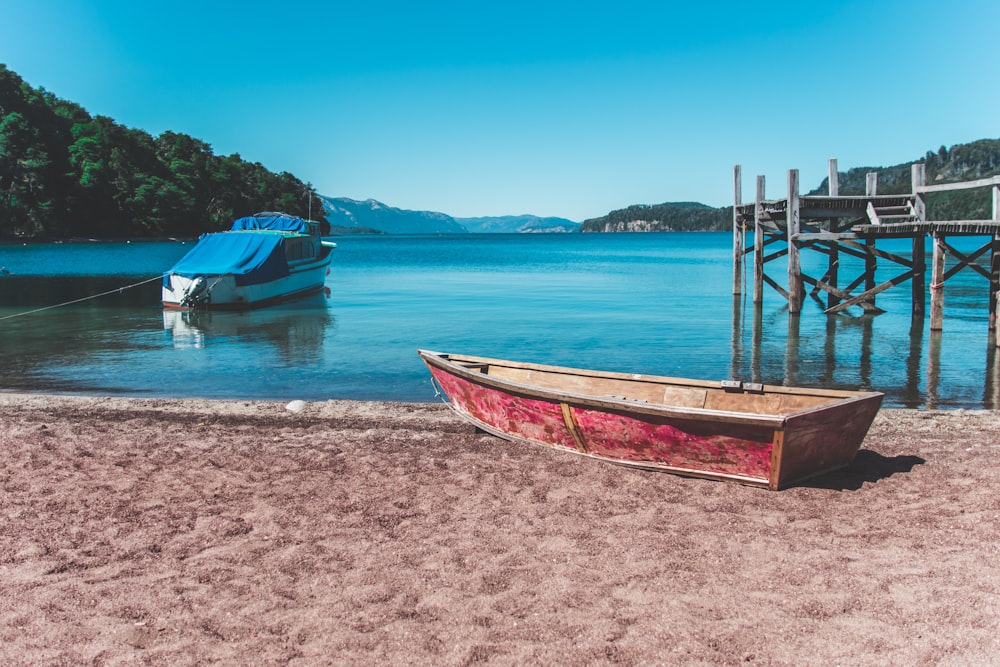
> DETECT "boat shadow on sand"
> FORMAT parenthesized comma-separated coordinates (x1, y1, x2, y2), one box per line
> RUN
(799, 451, 926, 491)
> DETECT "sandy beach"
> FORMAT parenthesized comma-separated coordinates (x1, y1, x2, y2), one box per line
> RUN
(1, 393, 998, 665)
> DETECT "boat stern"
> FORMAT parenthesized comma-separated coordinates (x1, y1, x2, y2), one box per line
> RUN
(162, 273, 211, 309)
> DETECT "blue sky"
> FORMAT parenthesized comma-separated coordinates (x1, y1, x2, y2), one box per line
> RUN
(3, 0, 998, 220)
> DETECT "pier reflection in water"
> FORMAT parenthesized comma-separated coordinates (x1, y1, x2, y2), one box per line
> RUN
(730, 296, 1000, 409)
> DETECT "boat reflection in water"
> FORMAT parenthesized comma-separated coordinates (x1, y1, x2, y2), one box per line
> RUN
(162, 291, 333, 363)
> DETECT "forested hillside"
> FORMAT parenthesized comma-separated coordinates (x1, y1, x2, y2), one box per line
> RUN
(808, 139, 1000, 221)
(0, 65, 326, 240)
(584, 139, 1000, 232)
(580, 202, 730, 233)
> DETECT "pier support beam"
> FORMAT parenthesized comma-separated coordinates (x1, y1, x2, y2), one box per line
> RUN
(753, 175, 765, 305)
(863, 173, 878, 308)
(992, 234, 1000, 341)
(992, 185, 1000, 340)
(787, 169, 802, 314)
(911, 164, 927, 324)
(826, 159, 840, 310)
(931, 232, 946, 331)
(733, 165, 743, 296)
(912, 237, 927, 325)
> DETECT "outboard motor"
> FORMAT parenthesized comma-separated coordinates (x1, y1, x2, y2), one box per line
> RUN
(180, 277, 209, 308)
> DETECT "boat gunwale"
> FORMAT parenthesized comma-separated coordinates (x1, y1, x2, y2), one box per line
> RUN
(418, 349, 883, 427)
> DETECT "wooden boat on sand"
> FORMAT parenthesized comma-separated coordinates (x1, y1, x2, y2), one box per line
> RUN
(418, 350, 883, 490)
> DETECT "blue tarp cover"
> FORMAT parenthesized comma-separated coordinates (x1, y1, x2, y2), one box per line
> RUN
(168, 232, 290, 286)
(231, 213, 310, 234)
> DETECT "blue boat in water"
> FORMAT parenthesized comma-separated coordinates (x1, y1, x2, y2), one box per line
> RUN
(161, 212, 335, 310)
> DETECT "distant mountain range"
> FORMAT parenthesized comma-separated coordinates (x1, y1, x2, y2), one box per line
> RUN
(319, 196, 580, 235)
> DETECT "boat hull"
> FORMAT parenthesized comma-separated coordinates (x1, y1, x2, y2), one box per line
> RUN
(419, 351, 883, 490)
(162, 250, 332, 310)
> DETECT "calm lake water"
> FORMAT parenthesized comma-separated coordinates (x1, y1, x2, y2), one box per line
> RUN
(1, 233, 997, 408)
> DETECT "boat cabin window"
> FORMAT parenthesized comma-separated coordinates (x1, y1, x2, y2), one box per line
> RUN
(285, 238, 315, 261)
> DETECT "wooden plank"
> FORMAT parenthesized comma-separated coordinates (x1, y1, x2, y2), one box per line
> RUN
(560, 402, 589, 452)
(762, 248, 789, 263)
(802, 195, 909, 204)
(866, 201, 881, 225)
(799, 241, 835, 256)
(704, 388, 832, 415)
(768, 430, 785, 491)
(762, 272, 789, 299)
(487, 366, 686, 405)
(856, 221, 1000, 235)
(819, 241, 871, 262)
(756, 220, 781, 233)
(661, 386, 710, 409)
(842, 271, 868, 294)
(916, 175, 1000, 194)
(800, 207, 870, 219)
(787, 169, 802, 313)
(801, 273, 883, 313)
(794, 232, 859, 241)
(824, 270, 917, 314)
(809, 258, 838, 299)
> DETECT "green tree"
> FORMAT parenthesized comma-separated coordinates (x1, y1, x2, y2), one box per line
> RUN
(1, 63, 328, 240)
(0, 111, 54, 236)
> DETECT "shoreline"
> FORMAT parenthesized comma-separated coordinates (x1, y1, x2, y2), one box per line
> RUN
(1, 389, 996, 417)
(2, 394, 998, 664)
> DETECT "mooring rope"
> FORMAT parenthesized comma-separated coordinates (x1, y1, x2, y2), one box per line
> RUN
(428, 374, 449, 405)
(0, 274, 166, 321)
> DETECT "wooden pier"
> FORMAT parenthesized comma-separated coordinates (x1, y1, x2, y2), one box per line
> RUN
(732, 159, 1000, 346)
